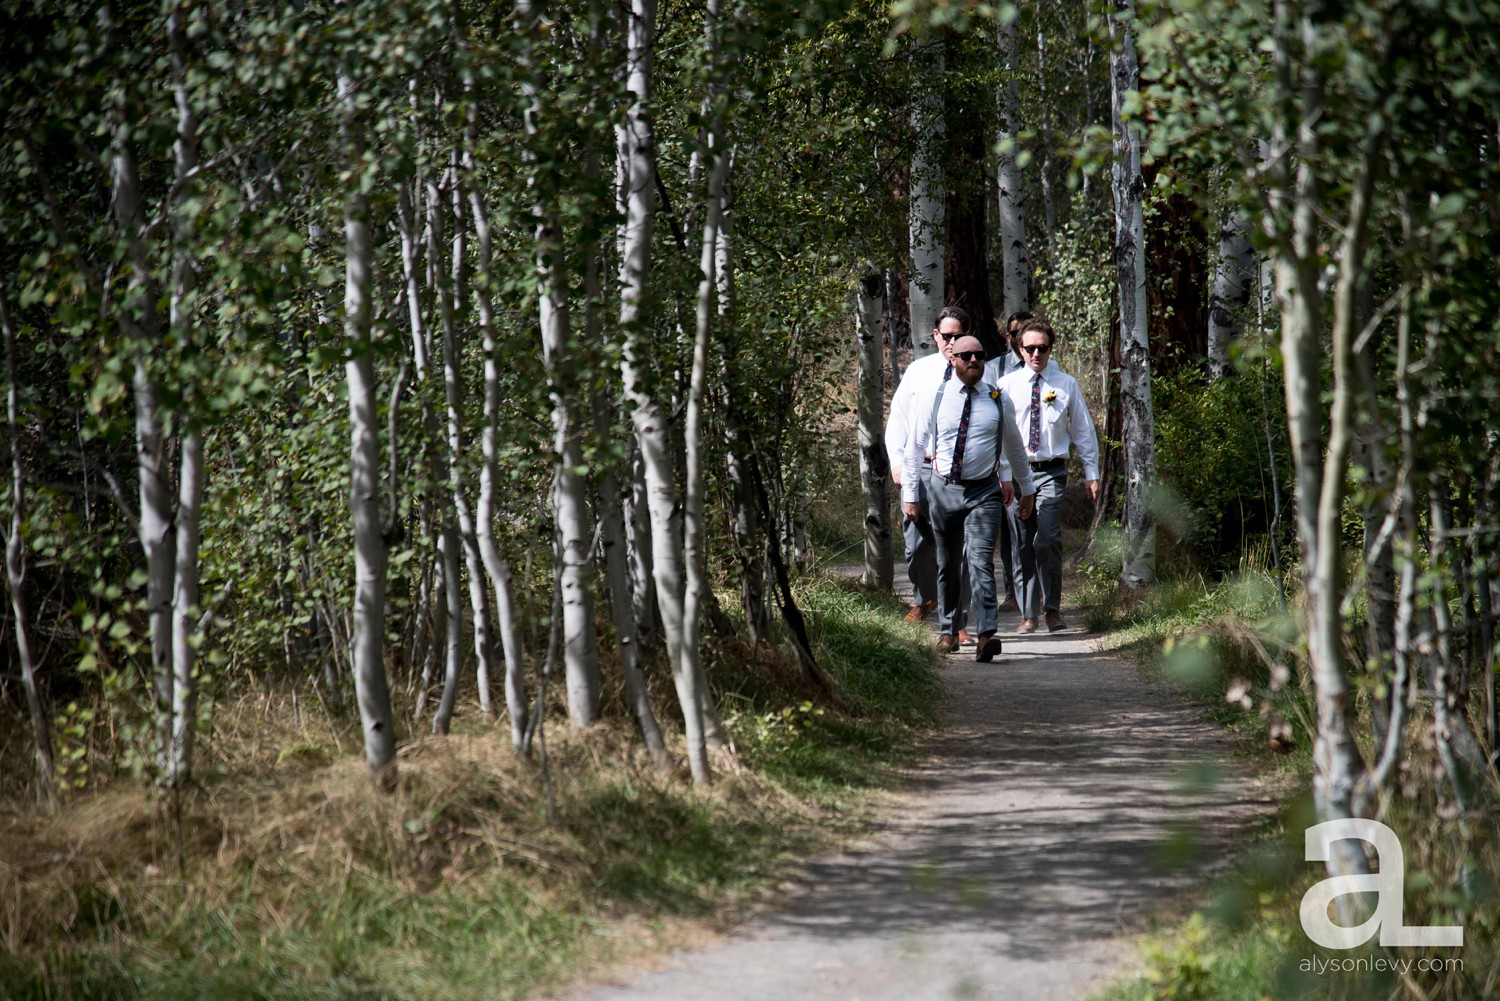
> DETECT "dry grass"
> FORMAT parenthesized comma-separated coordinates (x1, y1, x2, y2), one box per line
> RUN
(0, 576, 938, 999)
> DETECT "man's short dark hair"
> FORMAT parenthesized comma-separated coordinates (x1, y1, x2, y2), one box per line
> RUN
(935, 305, 970, 332)
(1018, 317, 1056, 347)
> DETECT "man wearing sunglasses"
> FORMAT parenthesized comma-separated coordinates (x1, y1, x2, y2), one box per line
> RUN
(997, 318, 1101, 633)
(902, 335, 1037, 661)
(885, 305, 976, 631)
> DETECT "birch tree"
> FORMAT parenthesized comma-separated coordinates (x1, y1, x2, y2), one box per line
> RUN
(617, 0, 711, 782)
(1, 272, 56, 805)
(856, 269, 893, 591)
(339, 61, 396, 786)
(995, 14, 1031, 316)
(1205, 210, 1255, 377)
(1110, 0, 1156, 588)
(909, 43, 945, 360)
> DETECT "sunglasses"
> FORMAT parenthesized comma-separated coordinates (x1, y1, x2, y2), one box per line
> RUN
(954, 350, 985, 363)
(1020, 344, 1050, 355)
(937, 332, 963, 342)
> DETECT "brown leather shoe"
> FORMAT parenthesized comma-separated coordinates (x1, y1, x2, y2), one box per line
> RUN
(1016, 618, 1038, 634)
(999, 594, 1020, 613)
(976, 631, 1003, 662)
(935, 633, 958, 653)
(1045, 610, 1067, 632)
(956, 628, 972, 647)
(904, 600, 936, 623)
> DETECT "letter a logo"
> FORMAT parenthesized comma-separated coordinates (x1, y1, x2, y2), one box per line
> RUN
(1301, 819, 1463, 949)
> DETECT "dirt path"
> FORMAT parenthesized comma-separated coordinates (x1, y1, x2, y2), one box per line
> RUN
(556, 593, 1273, 1001)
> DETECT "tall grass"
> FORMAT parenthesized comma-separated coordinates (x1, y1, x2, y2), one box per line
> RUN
(0, 578, 940, 1001)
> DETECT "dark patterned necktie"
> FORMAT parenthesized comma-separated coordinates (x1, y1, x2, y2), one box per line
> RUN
(950, 386, 973, 480)
(1028, 373, 1043, 453)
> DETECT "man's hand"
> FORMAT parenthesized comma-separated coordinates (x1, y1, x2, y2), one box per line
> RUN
(1001, 480, 1015, 506)
(1086, 479, 1101, 504)
(1019, 493, 1036, 520)
(902, 501, 920, 520)
(891, 468, 903, 486)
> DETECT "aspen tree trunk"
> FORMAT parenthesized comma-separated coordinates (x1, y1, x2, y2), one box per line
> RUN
(460, 52, 529, 747)
(618, 0, 710, 782)
(398, 179, 463, 734)
(1206, 211, 1255, 377)
(588, 179, 668, 768)
(856, 270, 893, 591)
(1, 275, 56, 804)
(340, 69, 396, 784)
(168, 430, 203, 781)
(1035, 23, 1058, 254)
(1110, 0, 1156, 589)
(909, 46, 945, 360)
(164, 6, 202, 788)
(625, 453, 659, 648)
(996, 16, 1030, 316)
(1270, 2, 1366, 883)
(437, 167, 497, 720)
(111, 103, 177, 778)
(519, 0, 602, 728)
(682, 0, 736, 754)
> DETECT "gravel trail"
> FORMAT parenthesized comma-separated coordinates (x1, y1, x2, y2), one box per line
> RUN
(556, 594, 1271, 1001)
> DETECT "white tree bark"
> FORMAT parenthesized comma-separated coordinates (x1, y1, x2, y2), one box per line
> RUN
(856, 270, 893, 591)
(1206, 210, 1256, 377)
(461, 54, 530, 747)
(682, 0, 733, 775)
(909, 51, 945, 360)
(437, 168, 497, 721)
(1035, 24, 1058, 254)
(1, 273, 56, 804)
(340, 70, 396, 784)
(519, 0, 602, 728)
(1269, 1, 1367, 889)
(996, 16, 1031, 316)
(1110, 0, 1156, 589)
(398, 179, 464, 735)
(617, 0, 710, 782)
(164, 6, 203, 789)
(167, 429, 203, 784)
(110, 105, 177, 779)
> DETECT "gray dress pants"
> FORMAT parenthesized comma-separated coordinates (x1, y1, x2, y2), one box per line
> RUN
(928, 473, 1003, 636)
(904, 465, 971, 618)
(1009, 461, 1066, 618)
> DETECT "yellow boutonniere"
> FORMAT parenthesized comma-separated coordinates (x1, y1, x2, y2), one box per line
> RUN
(989, 389, 1000, 402)
(1043, 389, 1058, 406)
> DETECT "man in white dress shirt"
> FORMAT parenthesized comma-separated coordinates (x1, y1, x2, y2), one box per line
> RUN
(997, 318, 1101, 633)
(984, 309, 1032, 612)
(903, 335, 1036, 661)
(991, 310, 1032, 380)
(885, 306, 973, 630)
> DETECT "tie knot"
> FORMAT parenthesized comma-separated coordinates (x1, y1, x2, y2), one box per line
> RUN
(1032, 372, 1042, 385)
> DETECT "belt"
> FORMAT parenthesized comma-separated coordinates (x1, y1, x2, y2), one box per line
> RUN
(1029, 457, 1066, 470)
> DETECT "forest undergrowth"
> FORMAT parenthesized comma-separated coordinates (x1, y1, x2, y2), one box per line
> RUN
(1077, 549, 1500, 1001)
(0, 578, 940, 1001)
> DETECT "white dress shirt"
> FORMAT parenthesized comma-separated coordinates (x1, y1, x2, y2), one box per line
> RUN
(985, 349, 1026, 384)
(902, 377, 1035, 503)
(884, 353, 952, 479)
(996, 360, 1101, 481)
